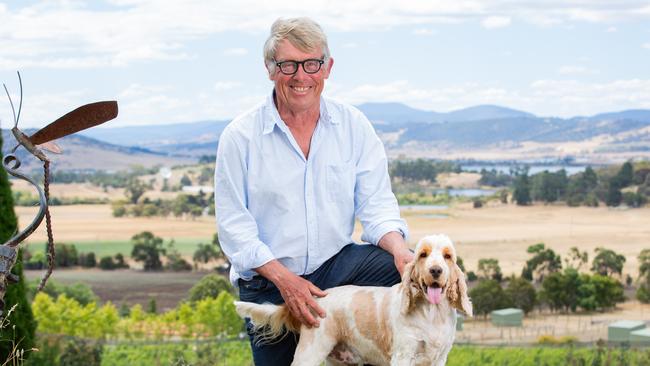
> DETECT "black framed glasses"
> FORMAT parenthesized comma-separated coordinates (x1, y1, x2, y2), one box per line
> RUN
(275, 59, 324, 75)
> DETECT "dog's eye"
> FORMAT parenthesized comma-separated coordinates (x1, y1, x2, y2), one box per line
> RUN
(444, 254, 452, 260)
(419, 252, 427, 258)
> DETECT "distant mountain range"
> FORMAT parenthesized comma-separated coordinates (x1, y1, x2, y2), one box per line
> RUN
(3, 103, 650, 171)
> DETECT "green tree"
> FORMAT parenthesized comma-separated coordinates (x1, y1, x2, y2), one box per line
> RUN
(564, 246, 588, 271)
(147, 298, 157, 314)
(114, 253, 129, 269)
(0, 131, 36, 360)
(99, 256, 117, 270)
(477, 258, 503, 282)
(636, 249, 650, 303)
(616, 161, 634, 188)
(468, 279, 510, 318)
(124, 177, 148, 204)
(591, 247, 626, 277)
(577, 274, 624, 311)
(79, 252, 97, 268)
(531, 170, 568, 203)
(193, 243, 220, 265)
(505, 277, 537, 314)
(513, 170, 531, 205)
(165, 241, 192, 271)
(605, 177, 623, 207)
(130, 231, 166, 271)
(521, 243, 562, 282)
(540, 268, 581, 312)
(187, 274, 234, 302)
(180, 174, 192, 186)
(55, 243, 79, 267)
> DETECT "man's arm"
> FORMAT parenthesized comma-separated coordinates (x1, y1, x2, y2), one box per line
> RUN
(352, 110, 412, 273)
(378, 231, 413, 276)
(215, 127, 326, 327)
(215, 128, 275, 275)
(255, 260, 327, 327)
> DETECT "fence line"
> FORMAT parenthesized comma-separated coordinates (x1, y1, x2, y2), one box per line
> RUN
(37, 332, 649, 349)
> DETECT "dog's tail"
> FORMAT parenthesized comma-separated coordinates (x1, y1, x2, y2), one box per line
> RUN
(234, 301, 302, 344)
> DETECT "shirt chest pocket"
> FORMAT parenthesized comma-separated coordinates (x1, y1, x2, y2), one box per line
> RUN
(326, 163, 356, 203)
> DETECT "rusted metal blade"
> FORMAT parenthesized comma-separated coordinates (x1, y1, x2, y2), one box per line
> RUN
(29, 101, 118, 145)
(38, 141, 63, 154)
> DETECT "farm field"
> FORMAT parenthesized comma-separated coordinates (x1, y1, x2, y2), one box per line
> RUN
(17, 203, 650, 277)
(24, 269, 208, 311)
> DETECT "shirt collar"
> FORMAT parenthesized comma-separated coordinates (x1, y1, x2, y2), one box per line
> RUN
(262, 89, 336, 135)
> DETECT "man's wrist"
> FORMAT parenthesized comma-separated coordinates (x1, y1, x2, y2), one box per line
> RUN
(254, 259, 293, 285)
(378, 231, 409, 255)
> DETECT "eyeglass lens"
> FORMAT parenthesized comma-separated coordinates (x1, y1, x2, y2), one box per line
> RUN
(278, 60, 322, 74)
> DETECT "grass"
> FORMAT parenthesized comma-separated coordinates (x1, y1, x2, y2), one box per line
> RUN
(26, 237, 212, 257)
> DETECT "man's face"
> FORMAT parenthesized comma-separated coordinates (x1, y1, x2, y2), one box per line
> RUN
(269, 39, 333, 114)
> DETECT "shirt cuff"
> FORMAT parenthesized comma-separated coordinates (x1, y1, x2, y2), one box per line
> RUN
(230, 242, 275, 275)
(361, 221, 409, 245)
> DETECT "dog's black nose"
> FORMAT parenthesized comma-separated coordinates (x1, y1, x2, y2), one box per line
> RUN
(430, 266, 442, 278)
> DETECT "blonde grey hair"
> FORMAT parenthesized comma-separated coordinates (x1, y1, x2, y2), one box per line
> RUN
(263, 17, 331, 74)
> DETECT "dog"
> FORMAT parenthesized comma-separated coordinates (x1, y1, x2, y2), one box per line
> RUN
(235, 235, 472, 365)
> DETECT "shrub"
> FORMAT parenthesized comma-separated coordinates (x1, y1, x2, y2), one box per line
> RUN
(79, 252, 97, 268)
(505, 277, 537, 314)
(188, 274, 233, 302)
(99, 256, 117, 270)
(468, 279, 510, 318)
(131, 232, 165, 271)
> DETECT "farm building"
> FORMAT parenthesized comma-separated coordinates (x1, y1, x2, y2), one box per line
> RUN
(456, 313, 464, 331)
(630, 328, 650, 345)
(490, 308, 523, 327)
(607, 320, 646, 342)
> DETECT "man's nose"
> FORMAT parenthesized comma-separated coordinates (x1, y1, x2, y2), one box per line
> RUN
(430, 266, 443, 278)
(292, 66, 309, 80)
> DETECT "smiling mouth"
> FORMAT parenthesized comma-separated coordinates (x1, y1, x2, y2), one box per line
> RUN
(290, 86, 312, 93)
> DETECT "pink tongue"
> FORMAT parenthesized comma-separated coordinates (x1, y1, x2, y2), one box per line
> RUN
(427, 287, 442, 305)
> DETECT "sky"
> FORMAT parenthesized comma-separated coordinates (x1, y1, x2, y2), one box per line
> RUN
(1, 0, 650, 128)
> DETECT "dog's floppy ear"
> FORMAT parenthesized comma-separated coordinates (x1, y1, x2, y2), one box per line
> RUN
(447, 262, 473, 317)
(400, 261, 419, 315)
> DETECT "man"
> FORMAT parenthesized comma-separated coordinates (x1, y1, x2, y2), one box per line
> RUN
(214, 17, 412, 365)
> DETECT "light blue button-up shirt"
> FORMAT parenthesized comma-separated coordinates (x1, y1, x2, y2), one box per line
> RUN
(215, 92, 408, 285)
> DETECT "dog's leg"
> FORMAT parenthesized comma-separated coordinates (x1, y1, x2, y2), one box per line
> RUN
(290, 327, 337, 366)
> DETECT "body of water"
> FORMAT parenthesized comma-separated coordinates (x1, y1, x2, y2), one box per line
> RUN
(462, 164, 588, 176)
(433, 188, 497, 197)
(400, 204, 448, 211)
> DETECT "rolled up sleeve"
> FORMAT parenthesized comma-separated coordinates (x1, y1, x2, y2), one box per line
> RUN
(353, 113, 409, 245)
(214, 128, 275, 278)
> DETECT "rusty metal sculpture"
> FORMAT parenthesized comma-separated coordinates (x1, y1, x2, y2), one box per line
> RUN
(0, 72, 118, 315)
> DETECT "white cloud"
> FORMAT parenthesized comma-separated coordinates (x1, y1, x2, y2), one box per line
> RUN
(529, 78, 650, 116)
(214, 81, 242, 91)
(327, 77, 650, 118)
(558, 65, 599, 75)
(2, 1, 650, 70)
(481, 16, 511, 29)
(643, 43, 650, 49)
(224, 48, 248, 56)
(606, 26, 617, 32)
(412, 28, 437, 36)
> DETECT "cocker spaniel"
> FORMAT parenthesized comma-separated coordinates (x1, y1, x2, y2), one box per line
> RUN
(235, 234, 472, 366)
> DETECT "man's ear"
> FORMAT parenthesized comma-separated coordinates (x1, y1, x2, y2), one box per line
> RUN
(323, 57, 334, 79)
(400, 261, 418, 315)
(266, 62, 275, 81)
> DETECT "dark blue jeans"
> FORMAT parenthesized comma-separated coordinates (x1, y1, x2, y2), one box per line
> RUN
(238, 243, 401, 366)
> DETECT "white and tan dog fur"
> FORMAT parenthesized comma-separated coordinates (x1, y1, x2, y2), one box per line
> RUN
(235, 235, 472, 366)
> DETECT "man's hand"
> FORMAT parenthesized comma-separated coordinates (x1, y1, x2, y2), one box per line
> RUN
(378, 231, 413, 276)
(255, 260, 327, 328)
